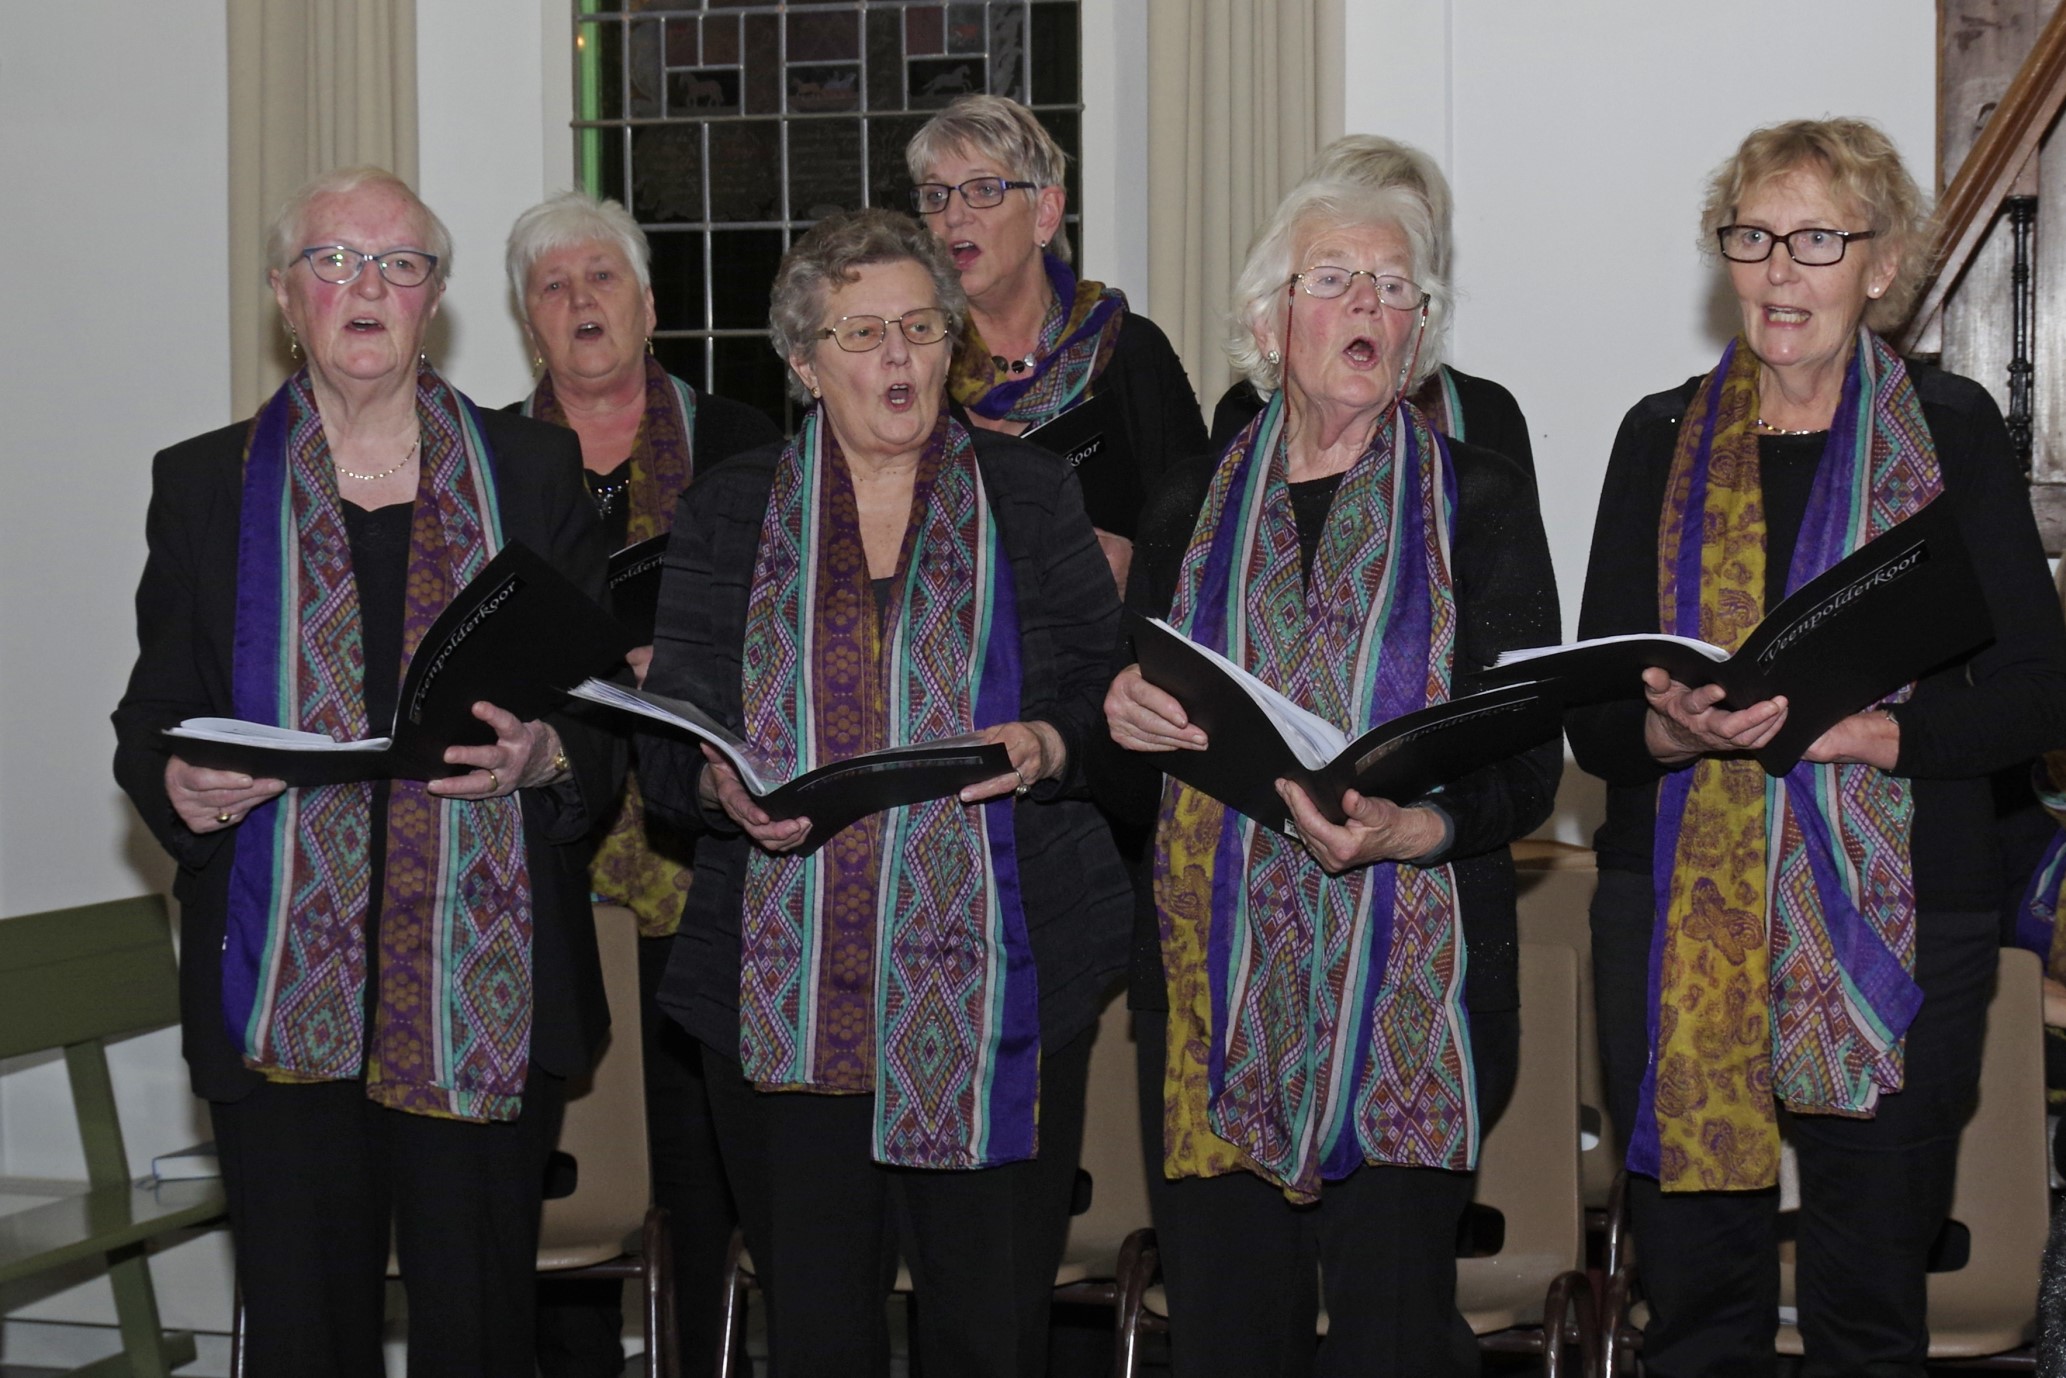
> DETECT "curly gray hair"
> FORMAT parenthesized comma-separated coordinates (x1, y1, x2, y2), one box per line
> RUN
(768, 209, 969, 404)
(504, 191, 651, 321)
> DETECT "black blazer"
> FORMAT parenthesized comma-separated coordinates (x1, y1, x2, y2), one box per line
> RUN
(111, 408, 619, 1103)
(637, 429, 1135, 1057)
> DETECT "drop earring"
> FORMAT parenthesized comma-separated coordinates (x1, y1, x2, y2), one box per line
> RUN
(646, 336, 656, 355)
(287, 329, 302, 362)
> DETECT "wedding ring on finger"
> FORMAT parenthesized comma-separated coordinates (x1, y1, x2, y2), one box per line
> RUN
(1013, 766, 1032, 797)
(216, 812, 232, 825)
(486, 768, 500, 794)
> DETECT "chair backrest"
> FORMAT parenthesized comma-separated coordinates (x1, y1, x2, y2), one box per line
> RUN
(1062, 985, 1150, 1266)
(1921, 946, 2047, 1355)
(0, 896, 181, 1186)
(1460, 943, 1584, 1287)
(1512, 843, 1615, 1209)
(537, 903, 651, 1265)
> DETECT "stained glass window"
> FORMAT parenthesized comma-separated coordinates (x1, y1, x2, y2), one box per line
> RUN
(574, 0, 1084, 427)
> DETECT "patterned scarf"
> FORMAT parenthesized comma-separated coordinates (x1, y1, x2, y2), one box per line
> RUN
(949, 253, 1126, 426)
(1635, 331, 1937, 1191)
(1411, 367, 1466, 444)
(735, 405, 1038, 1170)
(222, 366, 533, 1122)
(1152, 391, 1475, 1202)
(524, 355, 698, 937)
(2014, 754, 2066, 978)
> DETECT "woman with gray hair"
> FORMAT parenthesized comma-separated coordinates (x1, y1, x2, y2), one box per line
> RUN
(1209, 133, 1535, 476)
(907, 94, 1207, 592)
(112, 166, 617, 1377)
(1100, 177, 1560, 1375)
(636, 207, 1130, 1377)
(504, 189, 776, 1378)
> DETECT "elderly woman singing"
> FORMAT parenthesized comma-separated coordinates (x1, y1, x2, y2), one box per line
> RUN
(505, 189, 777, 1378)
(1103, 176, 1560, 1376)
(636, 208, 1129, 1378)
(112, 167, 615, 1378)
(1572, 119, 2066, 1377)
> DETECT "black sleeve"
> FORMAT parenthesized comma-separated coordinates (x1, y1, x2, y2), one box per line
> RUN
(694, 392, 784, 464)
(1452, 370, 1536, 482)
(1114, 313, 1209, 495)
(1564, 399, 1679, 789)
(112, 443, 234, 871)
(1209, 381, 1265, 454)
(1892, 375, 2066, 776)
(1409, 443, 1562, 863)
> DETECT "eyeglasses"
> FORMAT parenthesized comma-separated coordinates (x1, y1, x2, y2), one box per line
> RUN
(1715, 226, 1876, 266)
(1289, 267, 1429, 310)
(816, 308, 952, 353)
(910, 178, 1039, 215)
(297, 244, 440, 288)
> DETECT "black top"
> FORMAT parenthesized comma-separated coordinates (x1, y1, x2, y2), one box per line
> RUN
(1566, 363, 2066, 912)
(637, 429, 1135, 1055)
(1210, 364, 1536, 485)
(1287, 473, 1343, 579)
(112, 409, 622, 1102)
(506, 386, 782, 552)
(1059, 310, 1210, 530)
(1097, 436, 1563, 1015)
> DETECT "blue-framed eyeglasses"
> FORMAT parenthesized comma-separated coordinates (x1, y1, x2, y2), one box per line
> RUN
(297, 244, 439, 288)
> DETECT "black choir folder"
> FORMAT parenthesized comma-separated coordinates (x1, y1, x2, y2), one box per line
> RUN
(1023, 389, 1142, 538)
(165, 542, 636, 786)
(1473, 499, 1992, 775)
(568, 679, 1011, 854)
(1128, 614, 1561, 837)
(606, 533, 669, 643)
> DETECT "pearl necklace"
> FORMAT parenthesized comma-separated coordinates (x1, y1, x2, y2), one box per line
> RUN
(336, 438, 420, 483)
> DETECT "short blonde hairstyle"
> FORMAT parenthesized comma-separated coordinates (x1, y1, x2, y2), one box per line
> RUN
(505, 191, 651, 321)
(1226, 179, 1450, 396)
(768, 208, 969, 403)
(1305, 135, 1454, 280)
(1700, 117, 1934, 332)
(905, 94, 1073, 264)
(264, 166, 452, 285)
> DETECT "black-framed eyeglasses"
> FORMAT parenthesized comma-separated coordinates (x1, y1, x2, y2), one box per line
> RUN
(910, 178, 1039, 215)
(297, 244, 440, 288)
(1715, 225, 1876, 266)
(1289, 266, 1428, 310)
(816, 308, 952, 353)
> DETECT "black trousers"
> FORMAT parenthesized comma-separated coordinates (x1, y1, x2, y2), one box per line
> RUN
(1133, 1005, 1519, 1378)
(1592, 867, 1997, 1378)
(211, 1066, 566, 1378)
(537, 934, 740, 1378)
(703, 1024, 1095, 1378)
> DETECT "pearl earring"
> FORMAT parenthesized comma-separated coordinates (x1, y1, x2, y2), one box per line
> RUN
(1266, 349, 1281, 365)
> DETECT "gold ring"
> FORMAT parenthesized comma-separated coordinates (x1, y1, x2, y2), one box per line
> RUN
(487, 768, 500, 793)
(1012, 766, 1031, 797)
(216, 812, 232, 825)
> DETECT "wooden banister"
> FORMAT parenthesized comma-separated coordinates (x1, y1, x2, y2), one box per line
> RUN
(1899, 0, 2066, 352)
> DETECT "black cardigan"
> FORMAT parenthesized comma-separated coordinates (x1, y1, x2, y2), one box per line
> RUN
(1210, 364, 1535, 483)
(1100, 435, 1563, 1015)
(1567, 363, 2066, 912)
(111, 409, 620, 1102)
(637, 429, 1135, 1056)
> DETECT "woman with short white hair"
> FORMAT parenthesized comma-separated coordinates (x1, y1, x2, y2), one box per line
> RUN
(1102, 176, 1560, 1375)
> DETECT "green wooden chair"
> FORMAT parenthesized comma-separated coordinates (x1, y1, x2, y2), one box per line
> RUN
(0, 895, 227, 1377)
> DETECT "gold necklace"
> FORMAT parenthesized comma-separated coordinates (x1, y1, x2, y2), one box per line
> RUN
(1753, 416, 1822, 436)
(337, 438, 420, 483)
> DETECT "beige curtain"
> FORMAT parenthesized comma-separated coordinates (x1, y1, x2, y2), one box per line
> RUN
(1146, 0, 1344, 409)
(227, 0, 419, 417)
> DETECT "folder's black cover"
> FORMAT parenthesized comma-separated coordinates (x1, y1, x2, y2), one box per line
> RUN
(1023, 389, 1142, 538)
(606, 533, 670, 643)
(165, 542, 636, 785)
(1130, 615, 1562, 836)
(1470, 500, 1993, 773)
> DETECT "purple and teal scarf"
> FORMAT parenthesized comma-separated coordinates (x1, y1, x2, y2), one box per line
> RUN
(222, 366, 532, 1122)
(950, 253, 1126, 426)
(2014, 754, 2066, 977)
(525, 355, 699, 938)
(735, 405, 1038, 1170)
(1151, 391, 1476, 1202)
(1636, 330, 1939, 1190)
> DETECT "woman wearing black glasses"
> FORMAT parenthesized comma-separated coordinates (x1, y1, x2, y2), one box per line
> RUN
(1100, 174, 1559, 1376)
(636, 208, 1129, 1378)
(906, 94, 1207, 594)
(1569, 118, 2066, 1376)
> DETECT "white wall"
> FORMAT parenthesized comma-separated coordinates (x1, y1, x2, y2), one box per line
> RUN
(0, 0, 235, 1362)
